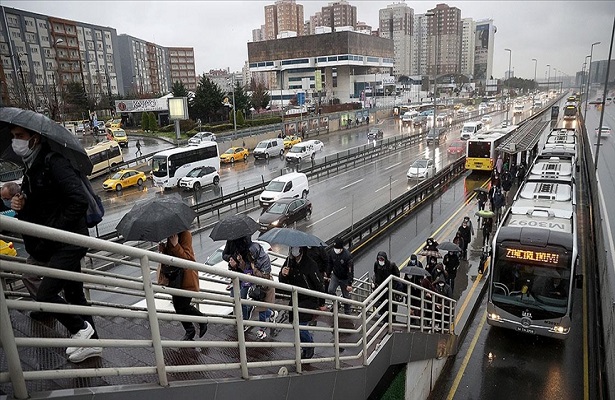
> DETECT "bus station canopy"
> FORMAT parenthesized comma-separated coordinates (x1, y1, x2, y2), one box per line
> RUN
(497, 119, 550, 154)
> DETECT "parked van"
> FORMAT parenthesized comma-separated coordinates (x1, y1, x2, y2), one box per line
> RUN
(285, 142, 315, 163)
(253, 138, 285, 160)
(259, 172, 309, 208)
(460, 121, 484, 140)
(106, 127, 128, 147)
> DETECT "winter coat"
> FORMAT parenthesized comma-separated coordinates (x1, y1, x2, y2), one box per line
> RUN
(18, 146, 89, 262)
(501, 171, 513, 191)
(327, 248, 354, 281)
(158, 231, 199, 292)
(458, 224, 472, 248)
(443, 253, 460, 278)
(279, 253, 323, 323)
(373, 251, 400, 287)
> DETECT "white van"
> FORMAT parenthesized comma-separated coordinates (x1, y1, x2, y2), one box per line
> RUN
(253, 138, 285, 160)
(401, 111, 419, 126)
(259, 172, 309, 208)
(285, 142, 315, 163)
(460, 121, 484, 140)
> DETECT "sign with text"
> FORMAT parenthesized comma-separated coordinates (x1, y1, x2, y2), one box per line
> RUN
(115, 98, 168, 113)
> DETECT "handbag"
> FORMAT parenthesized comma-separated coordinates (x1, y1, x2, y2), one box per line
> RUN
(248, 284, 267, 301)
(160, 264, 184, 289)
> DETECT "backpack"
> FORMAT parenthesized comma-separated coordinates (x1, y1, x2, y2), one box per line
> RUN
(45, 152, 105, 228)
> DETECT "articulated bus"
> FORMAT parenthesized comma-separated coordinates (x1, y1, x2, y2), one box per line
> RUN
(85, 140, 124, 179)
(465, 125, 519, 171)
(487, 127, 579, 339)
(151, 142, 220, 189)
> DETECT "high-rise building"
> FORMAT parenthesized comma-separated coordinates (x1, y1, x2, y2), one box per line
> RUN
(427, 3, 462, 77)
(168, 47, 197, 91)
(379, 2, 414, 77)
(412, 13, 431, 76)
(460, 18, 476, 77)
(473, 19, 495, 81)
(117, 34, 170, 96)
(320, 1, 357, 30)
(263, 0, 304, 40)
(0, 6, 122, 113)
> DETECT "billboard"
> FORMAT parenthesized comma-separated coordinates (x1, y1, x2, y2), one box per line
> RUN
(115, 98, 168, 113)
(474, 22, 490, 80)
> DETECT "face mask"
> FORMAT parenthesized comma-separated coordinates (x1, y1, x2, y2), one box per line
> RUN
(439, 283, 445, 287)
(2, 199, 11, 208)
(410, 260, 416, 266)
(334, 248, 342, 254)
(290, 247, 301, 257)
(378, 260, 385, 266)
(12, 138, 33, 157)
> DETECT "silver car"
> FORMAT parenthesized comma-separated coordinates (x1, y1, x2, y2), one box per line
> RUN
(407, 159, 435, 180)
(188, 131, 217, 144)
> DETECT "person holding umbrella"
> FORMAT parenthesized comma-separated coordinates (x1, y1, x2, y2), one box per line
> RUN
(158, 230, 207, 341)
(443, 250, 460, 292)
(6, 122, 101, 363)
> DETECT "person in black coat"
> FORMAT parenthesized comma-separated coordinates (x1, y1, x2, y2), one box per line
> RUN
(8, 124, 101, 363)
(373, 251, 400, 320)
(442, 251, 460, 292)
(279, 246, 323, 359)
(457, 219, 473, 259)
(325, 238, 354, 314)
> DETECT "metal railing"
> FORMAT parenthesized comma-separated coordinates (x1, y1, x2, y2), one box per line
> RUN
(0, 215, 455, 399)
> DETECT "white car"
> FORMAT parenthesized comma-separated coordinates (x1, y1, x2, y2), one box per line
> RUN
(595, 126, 611, 137)
(407, 159, 435, 180)
(178, 166, 220, 190)
(481, 115, 493, 125)
(305, 139, 324, 152)
(188, 131, 217, 144)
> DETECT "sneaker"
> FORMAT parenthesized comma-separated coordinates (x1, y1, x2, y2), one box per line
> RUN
(68, 346, 102, 363)
(268, 310, 279, 323)
(66, 321, 94, 355)
(256, 329, 267, 340)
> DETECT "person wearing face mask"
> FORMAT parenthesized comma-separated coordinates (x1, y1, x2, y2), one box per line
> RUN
(1, 182, 20, 217)
(373, 251, 400, 321)
(8, 124, 102, 363)
(279, 246, 323, 359)
(442, 250, 460, 292)
(325, 238, 354, 314)
(432, 277, 452, 332)
(457, 218, 473, 260)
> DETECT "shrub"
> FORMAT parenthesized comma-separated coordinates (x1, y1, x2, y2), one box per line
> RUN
(141, 113, 149, 132)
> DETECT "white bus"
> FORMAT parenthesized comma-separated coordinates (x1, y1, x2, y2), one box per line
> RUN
(151, 142, 220, 189)
(85, 140, 124, 179)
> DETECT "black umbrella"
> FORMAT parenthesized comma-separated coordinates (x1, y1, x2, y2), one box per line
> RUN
(400, 265, 431, 277)
(0, 107, 93, 175)
(474, 187, 489, 194)
(209, 214, 259, 241)
(258, 228, 326, 247)
(116, 196, 197, 242)
(438, 241, 462, 252)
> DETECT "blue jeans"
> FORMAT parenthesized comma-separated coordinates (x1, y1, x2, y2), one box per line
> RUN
(299, 320, 313, 344)
(230, 285, 251, 320)
(259, 309, 273, 323)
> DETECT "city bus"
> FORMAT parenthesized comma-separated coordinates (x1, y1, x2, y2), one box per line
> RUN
(85, 140, 124, 179)
(151, 142, 220, 189)
(487, 128, 579, 339)
(464, 125, 518, 171)
(563, 103, 578, 120)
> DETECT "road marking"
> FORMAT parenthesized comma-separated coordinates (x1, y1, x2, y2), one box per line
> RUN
(306, 207, 347, 228)
(446, 310, 487, 400)
(340, 178, 363, 190)
(375, 180, 398, 193)
(384, 162, 402, 171)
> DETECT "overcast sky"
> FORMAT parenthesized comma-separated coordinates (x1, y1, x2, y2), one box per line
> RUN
(4, 1, 614, 81)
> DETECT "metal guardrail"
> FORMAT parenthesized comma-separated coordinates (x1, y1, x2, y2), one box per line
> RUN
(0, 215, 456, 399)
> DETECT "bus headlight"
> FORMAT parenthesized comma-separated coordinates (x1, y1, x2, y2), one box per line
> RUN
(551, 325, 569, 334)
(489, 313, 501, 321)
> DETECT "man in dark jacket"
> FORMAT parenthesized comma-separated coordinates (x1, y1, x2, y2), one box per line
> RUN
(279, 246, 323, 359)
(9, 124, 101, 363)
(442, 251, 460, 292)
(373, 251, 400, 321)
(457, 218, 473, 259)
(325, 238, 354, 314)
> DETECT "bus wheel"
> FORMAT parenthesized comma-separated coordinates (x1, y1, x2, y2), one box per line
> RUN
(116, 184, 122, 192)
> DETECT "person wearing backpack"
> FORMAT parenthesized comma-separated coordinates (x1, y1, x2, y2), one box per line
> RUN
(8, 124, 102, 363)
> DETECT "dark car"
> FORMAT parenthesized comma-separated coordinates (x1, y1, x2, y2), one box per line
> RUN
(257, 198, 312, 232)
(425, 127, 447, 145)
(367, 127, 384, 140)
(412, 116, 428, 128)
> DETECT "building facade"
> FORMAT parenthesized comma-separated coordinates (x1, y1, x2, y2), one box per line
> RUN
(264, 0, 304, 40)
(168, 46, 197, 91)
(460, 18, 475, 77)
(427, 3, 462, 78)
(117, 34, 170, 97)
(379, 2, 414, 77)
(320, 0, 357, 30)
(473, 19, 495, 81)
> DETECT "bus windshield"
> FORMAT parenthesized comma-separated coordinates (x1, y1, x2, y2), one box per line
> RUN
(467, 142, 491, 158)
(151, 156, 168, 178)
(491, 245, 571, 315)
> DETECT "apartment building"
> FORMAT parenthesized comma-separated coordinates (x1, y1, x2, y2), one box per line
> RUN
(379, 2, 414, 77)
(264, 0, 304, 40)
(168, 47, 197, 91)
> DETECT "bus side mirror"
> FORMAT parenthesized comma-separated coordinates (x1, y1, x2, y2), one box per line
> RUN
(575, 274, 583, 289)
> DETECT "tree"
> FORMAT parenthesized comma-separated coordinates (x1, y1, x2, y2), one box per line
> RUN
(191, 75, 225, 123)
(233, 80, 250, 117)
(141, 112, 150, 132)
(147, 112, 158, 131)
(63, 82, 88, 120)
(171, 81, 189, 98)
(249, 80, 270, 111)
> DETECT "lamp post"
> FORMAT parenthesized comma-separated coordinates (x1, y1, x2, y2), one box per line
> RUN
(52, 38, 64, 122)
(531, 58, 537, 112)
(546, 63, 551, 96)
(505, 48, 512, 123)
(584, 41, 601, 118)
(228, 73, 237, 132)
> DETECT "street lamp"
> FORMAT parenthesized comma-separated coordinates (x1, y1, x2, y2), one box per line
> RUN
(505, 48, 512, 123)
(228, 73, 237, 132)
(425, 9, 440, 167)
(52, 38, 64, 121)
(584, 41, 601, 118)
(531, 58, 537, 112)
(546, 63, 551, 95)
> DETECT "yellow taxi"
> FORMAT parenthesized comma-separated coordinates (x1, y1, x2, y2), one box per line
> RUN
(283, 135, 302, 149)
(103, 169, 147, 191)
(106, 128, 128, 148)
(0, 239, 17, 257)
(106, 118, 123, 129)
(220, 147, 249, 163)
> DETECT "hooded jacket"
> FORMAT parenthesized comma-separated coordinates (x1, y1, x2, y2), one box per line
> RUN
(373, 251, 400, 287)
(327, 247, 354, 281)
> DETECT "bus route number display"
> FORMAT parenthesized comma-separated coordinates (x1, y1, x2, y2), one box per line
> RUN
(505, 248, 560, 265)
